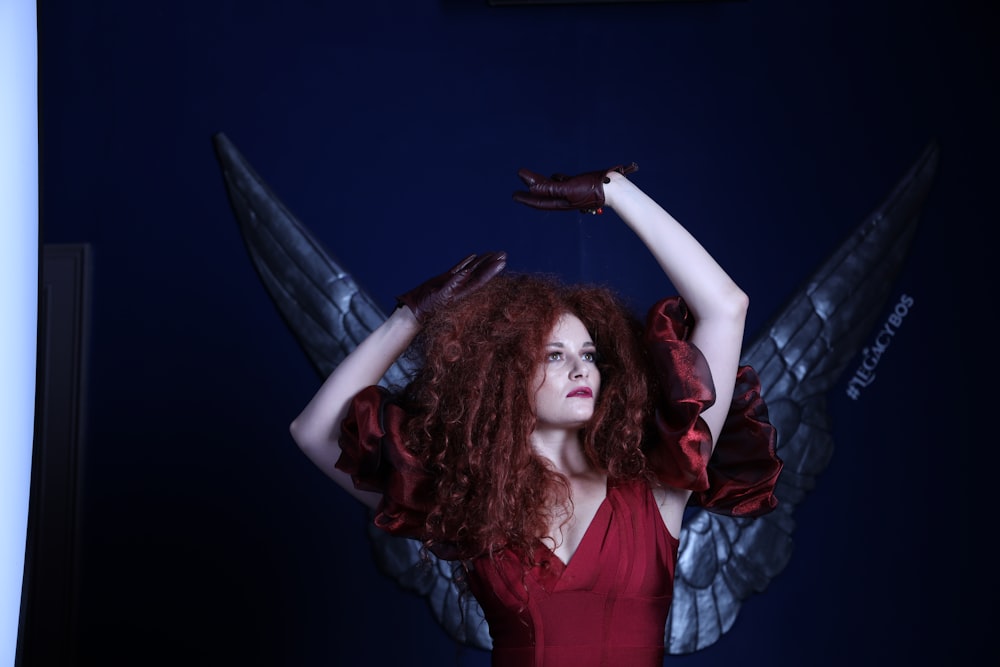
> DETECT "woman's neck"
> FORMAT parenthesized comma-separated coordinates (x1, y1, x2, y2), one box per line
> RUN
(530, 428, 590, 475)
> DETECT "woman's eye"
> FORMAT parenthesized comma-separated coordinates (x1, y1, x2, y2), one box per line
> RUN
(546, 352, 562, 362)
(582, 352, 596, 362)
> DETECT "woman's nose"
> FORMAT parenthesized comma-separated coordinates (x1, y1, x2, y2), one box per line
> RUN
(571, 360, 589, 378)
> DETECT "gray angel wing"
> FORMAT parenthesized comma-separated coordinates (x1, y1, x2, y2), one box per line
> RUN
(212, 132, 415, 388)
(213, 132, 939, 655)
(665, 140, 939, 654)
(212, 132, 492, 648)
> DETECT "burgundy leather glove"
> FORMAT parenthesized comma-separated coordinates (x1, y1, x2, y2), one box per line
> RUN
(396, 251, 507, 323)
(512, 163, 639, 214)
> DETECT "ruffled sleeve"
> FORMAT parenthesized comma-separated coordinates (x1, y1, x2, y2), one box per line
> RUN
(643, 297, 782, 518)
(335, 385, 435, 540)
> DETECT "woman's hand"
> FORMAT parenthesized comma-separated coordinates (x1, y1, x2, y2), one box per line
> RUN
(396, 251, 507, 323)
(512, 163, 638, 214)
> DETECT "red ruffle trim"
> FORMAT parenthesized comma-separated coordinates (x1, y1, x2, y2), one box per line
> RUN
(643, 297, 781, 517)
(335, 386, 435, 540)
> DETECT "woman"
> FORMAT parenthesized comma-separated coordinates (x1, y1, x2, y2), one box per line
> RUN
(289, 164, 782, 666)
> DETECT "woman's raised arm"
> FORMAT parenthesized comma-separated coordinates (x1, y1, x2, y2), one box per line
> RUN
(289, 252, 506, 508)
(513, 166, 746, 445)
(290, 304, 421, 507)
(602, 172, 748, 447)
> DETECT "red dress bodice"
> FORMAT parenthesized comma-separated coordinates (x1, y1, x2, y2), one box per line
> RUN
(466, 479, 676, 666)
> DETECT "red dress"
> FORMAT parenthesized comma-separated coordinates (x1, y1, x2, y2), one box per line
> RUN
(336, 297, 782, 666)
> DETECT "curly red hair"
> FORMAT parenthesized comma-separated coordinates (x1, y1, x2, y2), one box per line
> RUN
(398, 273, 658, 561)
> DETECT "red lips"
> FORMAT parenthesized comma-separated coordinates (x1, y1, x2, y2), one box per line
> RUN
(567, 387, 593, 398)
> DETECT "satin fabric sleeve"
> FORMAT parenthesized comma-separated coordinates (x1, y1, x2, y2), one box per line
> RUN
(643, 297, 782, 518)
(334, 385, 436, 540)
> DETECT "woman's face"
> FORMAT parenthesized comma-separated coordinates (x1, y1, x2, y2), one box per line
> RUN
(531, 314, 602, 431)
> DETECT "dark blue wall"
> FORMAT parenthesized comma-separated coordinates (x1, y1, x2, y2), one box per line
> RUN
(38, 1, 993, 665)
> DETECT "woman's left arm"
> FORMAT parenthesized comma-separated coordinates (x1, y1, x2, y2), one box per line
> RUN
(602, 172, 748, 448)
(603, 173, 749, 535)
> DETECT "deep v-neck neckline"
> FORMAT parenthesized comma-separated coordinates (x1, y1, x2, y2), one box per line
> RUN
(543, 477, 612, 569)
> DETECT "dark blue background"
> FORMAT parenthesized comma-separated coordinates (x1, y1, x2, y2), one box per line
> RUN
(38, 1, 994, 665)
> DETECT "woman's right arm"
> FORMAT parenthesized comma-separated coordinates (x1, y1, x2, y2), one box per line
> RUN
(289, 251, 507, 508)
(289, 305, 421, 508)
